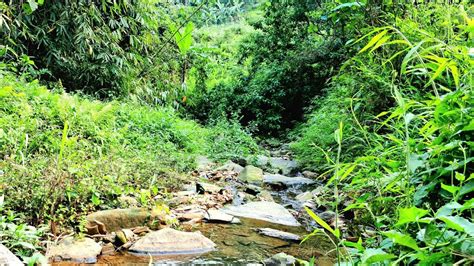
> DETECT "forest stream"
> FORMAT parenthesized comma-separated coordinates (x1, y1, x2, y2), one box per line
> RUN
(50, 147, 336, 265)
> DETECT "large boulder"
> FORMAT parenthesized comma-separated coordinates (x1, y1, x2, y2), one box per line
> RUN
(47, 237, 102, 263)
(238, 165, 263, 184)
(86, 208, 165, 233)
(0, 244, 22, 266)
(269, 157, 297, 175)
(264, 174, 315, 187)
(222, 201, 300, 226)
(129, 228, 216, 255)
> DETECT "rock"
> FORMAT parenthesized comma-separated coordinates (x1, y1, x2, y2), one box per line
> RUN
(117, 195, 139, 207)
(48, 237, 102, 263)
(302, 170, 318, 179)
(177, 209, 206, 221)
(264, 174, 315, 187)
(0, 244, 22, 266)
(130, 228, 216, 255)
(216, 161, 244, 173)
(222, 201, 300, 226)
(238, 165, 263, 184)
(257, 190, 274, 202)
(295, 191, 313, 203)
(256, 228, 301, 241)
(244, 184, 262, 195)
(86, 208, 165, 232)
(264, 252, 297, 266)
(132, 226, 151, 235)
(196, 156, 214, 171)
(196, 182, 222, 194)
(101, 243, 115, 256)
(255, 155, 270, 167)
(269, 157, 298, 175)
(85, 220, 107, 235)
(116, 229, 135, 245)
(204, 209, 240, 224)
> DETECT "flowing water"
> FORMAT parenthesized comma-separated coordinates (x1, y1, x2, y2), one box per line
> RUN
(63, 183, 334, 265)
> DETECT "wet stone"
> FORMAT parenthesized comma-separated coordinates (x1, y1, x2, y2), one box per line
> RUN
(86, 208, 165, 232)
(238, 165, 264, 185)
(48, 237, 102, 263)
(129, 228, 216, 255)
(257, 228, 301, 241)
(222, 201, 300, 226)
(204, 209, 240, 224)
(264, 174, 315, 187)
(0, 244, 22, 266)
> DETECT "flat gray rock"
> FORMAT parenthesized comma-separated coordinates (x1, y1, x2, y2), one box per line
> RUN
(257, 228, 301, 241)
(269, 157, 297, 175)
(130, 228, 216, 255)
(204, 209, 240, 224)
(222, 201, 300, 226)
(264, 174, 315, 186)
(48, 237, 102, 263)
(238, 165, 264, 185)
(0, 244, 22, 266)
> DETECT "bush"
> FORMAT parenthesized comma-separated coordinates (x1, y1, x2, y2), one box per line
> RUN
(0, 72, 258, 231)
(0, 0, 183, 104)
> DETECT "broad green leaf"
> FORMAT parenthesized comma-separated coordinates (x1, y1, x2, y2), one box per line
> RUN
(438, 216, 474, 237)
(459, 180, 474, 196)
(361, 248, 396, 264)
(359, 30, 388, 54)
(455, 172, 465, 182)
(384, 231, 420, 251)
(396, 207, 429, 226)
(27, 0, 38, 12)
(436, 202, 462, 217)
(304, 207, 337, 237)
(441, 183, 459, 194)
(461, 198, 474, 212)
(342, 238, 364, 252)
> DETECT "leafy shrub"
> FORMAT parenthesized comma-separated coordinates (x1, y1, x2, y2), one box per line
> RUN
(302, 2, 474, 264)
(0, 71, 258, 231)
(189, 0, 349, 135)
(0, 0, 184, 104)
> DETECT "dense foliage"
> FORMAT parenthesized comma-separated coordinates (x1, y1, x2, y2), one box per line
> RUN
(0, 0, 188, 104)
(0, 71, 257, 232)
(292, 2, 474, 265)
(0, 0, 472, 264)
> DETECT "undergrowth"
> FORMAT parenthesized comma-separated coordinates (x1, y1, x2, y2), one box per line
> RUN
(0, 71, 258, 232)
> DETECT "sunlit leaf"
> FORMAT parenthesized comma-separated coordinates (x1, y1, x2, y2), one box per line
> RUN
(359, 30, 389, 54)
(304, 206, 338, 238)
(361, 248, 396, 264)
(438, 216, 474, 237)
(384, 231, 420, 251)
(396, 207, 429, 226)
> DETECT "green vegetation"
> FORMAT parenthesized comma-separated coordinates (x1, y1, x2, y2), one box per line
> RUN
(0, 0, 473, 264)
(0, 71, 257, 231)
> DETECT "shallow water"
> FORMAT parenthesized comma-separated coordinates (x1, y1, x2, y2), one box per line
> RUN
(53, 178, 334, 265)
(91, 217, 334, 265)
